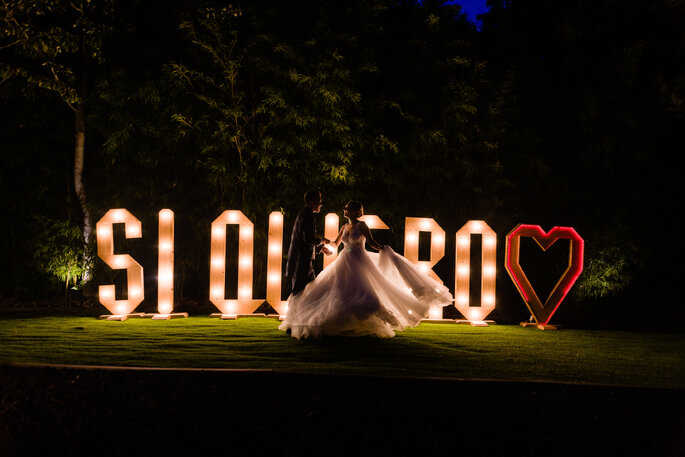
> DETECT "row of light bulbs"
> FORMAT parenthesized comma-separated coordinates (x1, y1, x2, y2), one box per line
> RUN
(97, 209, 498, 321)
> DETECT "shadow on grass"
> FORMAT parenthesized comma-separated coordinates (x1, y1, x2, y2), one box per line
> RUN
(1, 364, 683, 457)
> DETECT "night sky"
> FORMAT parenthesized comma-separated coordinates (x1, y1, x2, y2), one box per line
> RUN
(451, 0, 489, 21)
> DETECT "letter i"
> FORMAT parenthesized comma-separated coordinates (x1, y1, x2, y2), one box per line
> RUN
(158, 209, 174, 314)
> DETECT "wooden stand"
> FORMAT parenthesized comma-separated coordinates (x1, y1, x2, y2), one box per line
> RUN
(456, 319, 495, 327)
(520, 321, 561, 330)
(209, 313, 275, 320)
(99, 313, 146, 321)
(536, 323, 560, 330)
(209, 313, 236, 319)
(148, 313, 189, 320)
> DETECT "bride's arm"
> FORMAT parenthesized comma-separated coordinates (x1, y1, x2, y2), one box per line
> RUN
(330, 225, 346, 247)
(359, 221, 385, 251)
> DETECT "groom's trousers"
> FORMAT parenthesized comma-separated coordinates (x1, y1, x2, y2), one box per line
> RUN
(290, 260, 316, 296)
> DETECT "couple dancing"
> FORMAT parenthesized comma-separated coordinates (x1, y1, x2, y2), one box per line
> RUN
(279, 190, 453, 339)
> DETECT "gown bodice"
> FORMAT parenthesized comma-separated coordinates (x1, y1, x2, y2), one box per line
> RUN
(341, 223, 366, 252)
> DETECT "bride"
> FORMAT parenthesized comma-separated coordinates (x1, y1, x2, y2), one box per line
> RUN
(279, 201, 453, 339)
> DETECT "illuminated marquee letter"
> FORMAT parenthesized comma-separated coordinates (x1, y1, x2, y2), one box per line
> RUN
(404, 217, 446, 320)
(323, 214, 389, 269)
(157, 209, 175, 315)
(454, 220, 497, 324)
(266, 211, 288, 315)
(360, 215, 390, 231)
(209, 210, 262, 315)
(505, 224, 584, 327)
(404, 217, 445, 282)
(96, 209, 144, 316)
(323, 213, 340, 269)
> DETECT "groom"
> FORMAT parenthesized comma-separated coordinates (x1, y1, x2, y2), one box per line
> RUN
(286, 190, 330, 296)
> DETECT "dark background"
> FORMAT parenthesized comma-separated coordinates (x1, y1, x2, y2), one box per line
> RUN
(1, 0, 683, 330)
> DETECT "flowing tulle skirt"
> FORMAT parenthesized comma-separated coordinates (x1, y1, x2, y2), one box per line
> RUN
(279, 246, 452, 339)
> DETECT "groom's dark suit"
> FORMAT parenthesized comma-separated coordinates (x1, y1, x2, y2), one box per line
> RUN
(286, 206, 323, 295)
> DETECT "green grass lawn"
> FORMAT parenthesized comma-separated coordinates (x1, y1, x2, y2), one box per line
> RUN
(1, 311, 684, 388)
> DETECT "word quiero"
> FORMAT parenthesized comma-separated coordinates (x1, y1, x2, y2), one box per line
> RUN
(96, 209, 583, 324)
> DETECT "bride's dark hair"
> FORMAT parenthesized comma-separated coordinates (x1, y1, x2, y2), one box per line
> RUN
(346, 200, 363, 217)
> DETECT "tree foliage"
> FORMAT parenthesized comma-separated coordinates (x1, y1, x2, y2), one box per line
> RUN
(1, 0, 119, 284)
(2, 0, 683, 326)
(30, 216, 87, 301)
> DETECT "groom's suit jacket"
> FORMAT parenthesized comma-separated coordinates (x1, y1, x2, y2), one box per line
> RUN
(286, 206, 322, 285)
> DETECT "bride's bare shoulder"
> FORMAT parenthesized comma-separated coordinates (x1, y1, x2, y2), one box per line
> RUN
(356, 220, 370, 230)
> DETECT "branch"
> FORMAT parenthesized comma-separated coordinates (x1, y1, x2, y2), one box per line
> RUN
(0, 39, 22, 50)
(49, 64, 60, 82)
(48, 63, 75, 113)
(70, 1, 84, 15)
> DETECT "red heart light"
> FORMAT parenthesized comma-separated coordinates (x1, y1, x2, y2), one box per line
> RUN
(505, 224, 584, 325)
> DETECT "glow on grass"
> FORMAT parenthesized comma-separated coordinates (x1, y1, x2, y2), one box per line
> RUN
(1, 316, 682, 388)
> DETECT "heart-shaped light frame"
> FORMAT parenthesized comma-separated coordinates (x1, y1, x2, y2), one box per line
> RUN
(505, 224, 584, 325)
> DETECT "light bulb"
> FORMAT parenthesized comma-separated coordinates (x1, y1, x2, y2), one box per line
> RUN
(112, 210, 125, 222)
(126, 225, 141, 237)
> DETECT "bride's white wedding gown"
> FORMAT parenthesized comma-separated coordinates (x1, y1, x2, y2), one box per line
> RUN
(279, 222, 453, 339)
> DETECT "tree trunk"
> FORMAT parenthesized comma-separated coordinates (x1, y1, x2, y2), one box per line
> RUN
(74, 102, 92, 281)
(65, 271, 70, 303)
(74, 25, 92, 282)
